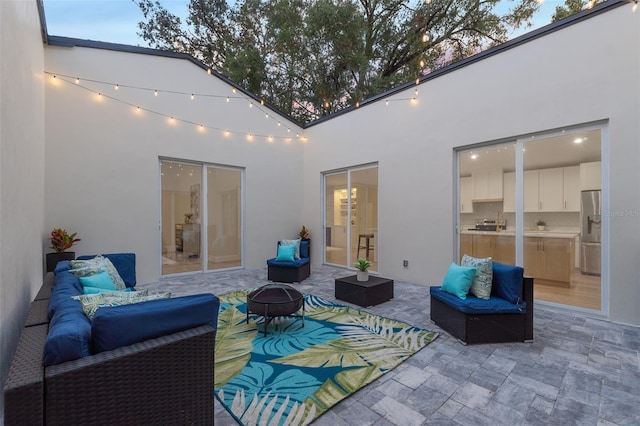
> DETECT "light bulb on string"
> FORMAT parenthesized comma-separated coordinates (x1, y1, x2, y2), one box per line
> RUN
(190, 94, 195, 100)
(633, 0, 638, 12)
(260, 99, 265, 106)
(420, 60, 425, 68)
(154, 90, 158, 96)
(422, 33, 429, 43)
(249, 102, 253, 108)
(385, 99, 389, 106)
(75, 78, 80, 84)
(207, 68, 212, 75)
(114, 84, 119, 90)
(265, 113, 269, 119)
(277, 122, 281, 127)
(226, 96, 230, 102)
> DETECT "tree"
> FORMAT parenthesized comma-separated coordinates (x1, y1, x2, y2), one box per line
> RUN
(137, 0, 542, 123)
(551, 0, 604, 22)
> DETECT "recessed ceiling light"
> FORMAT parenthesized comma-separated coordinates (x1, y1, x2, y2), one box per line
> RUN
(471, 153, 478, 160)
(574, 138, 584, 144)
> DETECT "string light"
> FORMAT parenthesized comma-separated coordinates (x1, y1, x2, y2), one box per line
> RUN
(154, 89, 158, 96)
(75, 78, 80, 84)
(633, 0, 638, 12)
(226, 96, 230, 102)
(385, 99, 389, 106)
(260, 99, 265, 106)
(422, 34, 429, 43)
(190, 93, 195, 100)
(114, 84, 119, 90)
(207, 68, 212, 75)
(249, 102, 253, 108)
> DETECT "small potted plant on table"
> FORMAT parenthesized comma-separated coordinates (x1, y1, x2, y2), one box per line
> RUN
(46, 228, 81, 272)
(536, 220, 546, 231)
(354, 258, 371, 282)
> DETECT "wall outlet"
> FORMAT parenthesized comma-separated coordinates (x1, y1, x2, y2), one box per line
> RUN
(403, 260, 408, 267)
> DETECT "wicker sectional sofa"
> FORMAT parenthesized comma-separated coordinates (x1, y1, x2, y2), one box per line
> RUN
(3, 254, 220, 425)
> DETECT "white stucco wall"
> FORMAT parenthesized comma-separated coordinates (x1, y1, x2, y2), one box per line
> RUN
(0, 0, 46, 417)
(44, 46, 306, 284)
(303, 5, 640, 326)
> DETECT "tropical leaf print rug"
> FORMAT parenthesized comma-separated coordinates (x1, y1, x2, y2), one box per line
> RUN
(214, 290, 438, 426)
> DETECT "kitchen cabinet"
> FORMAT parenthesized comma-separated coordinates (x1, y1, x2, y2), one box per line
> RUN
(538, 168, 564, 211)
(523, 166, 580, 212)
(523, 237, 573, 284)
(563, 166, 580, 211)
(503, 172, 515, 213)
(580, 161, 601, 190)
(460, 176, 474, 213)
(472, 169, 503, 201)
(460, 233, 472, 262)
(470, 234, 515, 265)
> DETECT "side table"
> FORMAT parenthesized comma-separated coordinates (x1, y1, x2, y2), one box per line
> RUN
(335, 275, 394, 307)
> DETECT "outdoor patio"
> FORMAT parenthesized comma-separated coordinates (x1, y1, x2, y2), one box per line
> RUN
(138, 265, 640, 425)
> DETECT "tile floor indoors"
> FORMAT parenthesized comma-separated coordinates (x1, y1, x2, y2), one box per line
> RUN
(137, 265, 640, 426)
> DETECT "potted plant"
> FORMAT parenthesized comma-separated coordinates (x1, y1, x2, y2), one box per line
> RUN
(536, 220, 546, 231)
(354, 258, 371, 282)
(46, 228, 81, 272)
(298, 225, 310, 241)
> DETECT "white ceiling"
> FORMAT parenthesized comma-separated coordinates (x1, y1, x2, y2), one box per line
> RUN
(460, 129, 601, 176)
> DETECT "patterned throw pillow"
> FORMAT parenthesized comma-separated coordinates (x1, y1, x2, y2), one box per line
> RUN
(73, 290, 171, 320)
(70, 255, 127, 290)
(461, 254, 493, 300)
(280, 238, 301, 259)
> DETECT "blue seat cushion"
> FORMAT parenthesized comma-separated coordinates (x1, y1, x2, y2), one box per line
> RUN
(491, 262, 524, 304)
(266, 256, 310, 268)
(430, 286, 526, 314)
(77, 253, 136, 287)
(43, 297, 92, 366)
(91, 293, 220, 353)
(49, 271, 84, 318)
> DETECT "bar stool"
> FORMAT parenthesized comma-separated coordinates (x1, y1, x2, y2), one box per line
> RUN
(357, 234, 374, 260)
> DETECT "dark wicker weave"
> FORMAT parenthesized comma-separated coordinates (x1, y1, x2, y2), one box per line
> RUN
(430, 277, 534, 345)
(34, 273, 54, 301)
(24, 299, 50, 327)
(267, 261, 310, 283)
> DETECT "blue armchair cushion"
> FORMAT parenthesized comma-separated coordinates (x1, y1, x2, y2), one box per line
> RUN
(91, 293, 220, 353)
(300, 240, 309, 258)
(43, 296, 92, 366)
(77, 253, 136, 287)
(441, 263, 476, 299)
(491, 262, 524, 304)
(266, 256, 310, 268)
(430, 286, 526, 314)
(276, 244, 296, 261)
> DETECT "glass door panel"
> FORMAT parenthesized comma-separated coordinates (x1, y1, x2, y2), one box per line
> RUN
(324, 166, 378, 271)
(522, 130, 601, 310)
(206, 167, 242, 270)
(458, 143, 515, 265)
(161, 160, 203, 275)
(324, 172, 348, 267)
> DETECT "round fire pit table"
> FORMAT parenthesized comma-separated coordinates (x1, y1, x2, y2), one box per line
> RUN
(247, 283, 305, 336)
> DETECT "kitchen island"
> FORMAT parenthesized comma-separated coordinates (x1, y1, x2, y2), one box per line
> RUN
(460, 230, 578, 286)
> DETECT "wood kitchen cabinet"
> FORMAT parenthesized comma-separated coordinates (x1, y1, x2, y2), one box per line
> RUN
(469, 234, 515, 265)
(524, 237, 573, 284)
(460, 233, 473, 262)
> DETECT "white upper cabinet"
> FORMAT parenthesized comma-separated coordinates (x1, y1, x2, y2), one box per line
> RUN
(563, 166, 580, 211)
(460, 176, 474, 213)
(472, 169, 503, 201)
(524, 170, 539, 212)
(580, 161, 601, 190)
(503, 172, 515, 213)
(539, 168, 564, 212)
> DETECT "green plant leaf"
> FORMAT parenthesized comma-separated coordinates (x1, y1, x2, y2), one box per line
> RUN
(214, 305, 256, 387)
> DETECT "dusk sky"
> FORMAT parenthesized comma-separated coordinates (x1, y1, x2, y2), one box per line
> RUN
(43, 0, 563, 47)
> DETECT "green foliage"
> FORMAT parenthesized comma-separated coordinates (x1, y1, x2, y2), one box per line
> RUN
(354, 258, 371, 271)
(551, 0, 604, 22)
(49, 228, 81, 253)
(137, 0, 542, 122)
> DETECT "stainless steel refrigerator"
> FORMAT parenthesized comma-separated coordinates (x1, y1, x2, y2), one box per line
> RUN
(580, 190, 601, 276)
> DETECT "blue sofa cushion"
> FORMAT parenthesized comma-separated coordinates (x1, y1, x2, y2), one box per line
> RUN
(300, 240, 309, 259)
(43, 297, 92, 366)
(430, 286, 526, 314)
(91, 293, 220, 353)
(77, 253, 136, 287)
(54, 260, 72, 274)
(491, 262, 524, 304)
(266, 256, 310, 268)
(48, 270, 84, 318)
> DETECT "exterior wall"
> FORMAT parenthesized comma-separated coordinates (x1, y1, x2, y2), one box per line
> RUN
(44, 46, 305, 284)
(0, 0, 46, 418)
(304, 6, 640, 326)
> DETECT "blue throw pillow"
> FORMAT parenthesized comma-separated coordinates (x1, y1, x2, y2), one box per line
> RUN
(441, 263, 476, 299)
(491, 262, 524, 304)
(276, 244, 296, 262)
(300, 240, 310, 259)
(79, 271, 116, 291)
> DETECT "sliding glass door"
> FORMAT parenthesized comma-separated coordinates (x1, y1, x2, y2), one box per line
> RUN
(324, 165, 378, 271)
(161, 160, 243, 275)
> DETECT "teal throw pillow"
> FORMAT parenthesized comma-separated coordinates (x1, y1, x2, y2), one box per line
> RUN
(79, 271, 116, 291)
(461, 254, 493, 300)
(280, 238, 301, 259)
(441, 263, 477, 299)
(276, 244, 296, 262)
